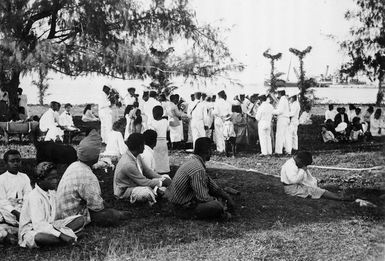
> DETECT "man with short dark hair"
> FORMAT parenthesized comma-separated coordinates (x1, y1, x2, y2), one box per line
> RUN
(0, 149, 32, 243)
(166, 137, 236, 220)
(114, 133, 171, 204)
(281, 151, 353, 200)
(39, 101, 64, 142)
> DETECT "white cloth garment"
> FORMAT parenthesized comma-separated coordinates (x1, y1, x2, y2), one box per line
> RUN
(82, 109, 99, 122)
(99, 92, 113, 143)
(148, 119, 170, 173)
(299, 111, 312, 125)
(18, 186, 81, 248)
(190, 100, 207, 147)
(213, 98, 232, 152)
(143, 97, 161, 127)
(280, 158, 325, 199)
(273, 96, 291, 154)
(289, 100, 300, 150)
(124, 94, 136, 106)
(102, 130, 128, 157)
(256, 101, 274, 155)
(140, 145, 156, 172)
(325, 109, 337, 122)
(40, 108, 64, 141)
(0, 171, 32, 217)
(59, 111, 75, 127)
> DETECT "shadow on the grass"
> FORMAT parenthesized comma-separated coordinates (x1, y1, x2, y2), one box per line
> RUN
(1, 161, 384, 261)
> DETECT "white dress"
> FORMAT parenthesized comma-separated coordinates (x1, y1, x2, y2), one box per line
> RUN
(148, 119, 170, 173)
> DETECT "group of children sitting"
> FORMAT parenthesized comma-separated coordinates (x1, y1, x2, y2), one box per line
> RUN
(321, 104, 384, 143)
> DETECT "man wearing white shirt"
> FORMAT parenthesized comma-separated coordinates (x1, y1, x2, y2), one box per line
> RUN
(325, 104, 337, 122)
(213, 90, 232, 152)
(143, 91, 161, 127)
(59, 103, 78, 130)
(99, 85, 113, 143)
(255, 95, 274, 155)
(124, 87, 137, 108)
(140, 130, 157, 172)
(0, 150, 32, 243)
(39, 101, 64, 142)
(190, 92, 207, 147)
(289, 95, 300, 152)
(273, 90, 291, 155)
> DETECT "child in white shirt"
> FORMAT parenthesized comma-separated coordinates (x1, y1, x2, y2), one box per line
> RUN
(103, 120, 128, 159)
(281, 151, 353, 200)
(0, 150, 32, 244)
(19, 162, 84, 248)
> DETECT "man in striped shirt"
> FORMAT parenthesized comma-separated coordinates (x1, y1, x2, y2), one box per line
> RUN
(166, 137, 236, 219)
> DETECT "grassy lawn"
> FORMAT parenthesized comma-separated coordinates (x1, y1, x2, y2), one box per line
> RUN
(1, 149, 384, 261)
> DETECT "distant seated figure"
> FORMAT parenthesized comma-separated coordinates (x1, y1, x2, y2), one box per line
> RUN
(0, 150, 32, 244)
(140, 129, 157, 172)
(56, 130, 129, 227)
(18, 162, 85, 248)
(102, 120, 128, 158)
(334, 107, 349, 127)
(82, 104, 99, 122)
(299, 106, 312, 125)
(113, 133, 171, 205)
(324, 104, 337, 123)
(59, 103, 79, 131)
(370, 108, 384, 137)
(350, 117, 364, 142)
(166, 137, 236, 220)
(39, 101, 64, 142)
(321, 125, 337, 143)
(281, 151, 353, 201)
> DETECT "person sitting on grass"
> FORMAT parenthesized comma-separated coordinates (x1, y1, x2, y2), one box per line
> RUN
(321, 125, 338, 143)
(140, 129, 158, 172)
(165, 137, 236, 220)
(18, 162, 85, 248)
(299, 105, 313, 125)
(82, 104, 99, 122)
(0, 150, 32, 244)
(113, 133, 171, 205)
(102, 120, 128, 160)
(56, 130, 129, 227)
(350, 117, 364, 142)
(281, 151, 353, 201)
(59, 103, 80, 131)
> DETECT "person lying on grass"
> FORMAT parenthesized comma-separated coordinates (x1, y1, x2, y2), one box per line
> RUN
(56, 129, 129, 227)
(113, 133, 171, 205)
(0, 149, 32, 244)
(165, 137, 237, 220)
(18, 162, 85, 248)
(281, 151, 353, 201)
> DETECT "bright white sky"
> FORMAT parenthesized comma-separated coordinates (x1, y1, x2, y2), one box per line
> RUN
(191, 0, 355, 82)
(21, 0, 359, 104)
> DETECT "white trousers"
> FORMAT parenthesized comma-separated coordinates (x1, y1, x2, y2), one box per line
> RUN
(258, 121, 272, 155)
(289, 121, 299, 150)
(99, 108, 112, 143)
(170, 121, 183, 143)
(275, 117, 291, 154)
(214, 117, 225, 152)
(191, 120, 206, 148)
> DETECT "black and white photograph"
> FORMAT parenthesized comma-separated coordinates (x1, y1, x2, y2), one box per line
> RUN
(0, 0, 384, 260)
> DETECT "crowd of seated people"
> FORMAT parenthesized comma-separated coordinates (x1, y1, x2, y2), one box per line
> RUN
(322, 104, 384, 143)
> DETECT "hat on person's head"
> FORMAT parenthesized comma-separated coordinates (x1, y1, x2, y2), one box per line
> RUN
(35, 162, 56, 181)
(77, 129, 102, 162)
(64, 103, 72, 108)
(218, 90, 226, 97)
(224, 114, 232, 121)
(127, 87, 135, 92)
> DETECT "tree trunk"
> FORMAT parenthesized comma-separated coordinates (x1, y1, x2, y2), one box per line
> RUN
(376, 79, 384, 106)
(5, 70, 21, 120)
